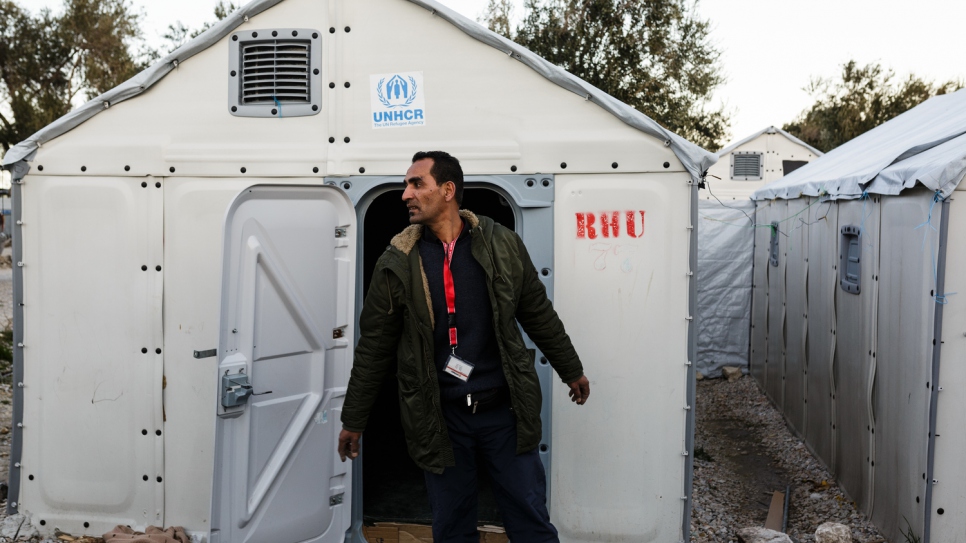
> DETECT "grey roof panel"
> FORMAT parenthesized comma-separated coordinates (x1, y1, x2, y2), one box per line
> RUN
(753, 90, 966, 201)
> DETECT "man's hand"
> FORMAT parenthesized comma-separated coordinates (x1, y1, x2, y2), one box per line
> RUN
(338, 429, 362, 461)
(567, 375, 590, 405)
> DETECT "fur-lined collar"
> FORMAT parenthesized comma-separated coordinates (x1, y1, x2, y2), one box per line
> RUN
(390, 209, 481, 255)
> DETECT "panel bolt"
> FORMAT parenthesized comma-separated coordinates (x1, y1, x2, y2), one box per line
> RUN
(17, 343, 23, 348)
(13, 463, 19, 468)
(17, 262, 23, 267)
(16, 221, 22, 226)
(17, 382, 23, 388)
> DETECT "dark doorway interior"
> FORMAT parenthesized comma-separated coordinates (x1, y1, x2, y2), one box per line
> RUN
(361, 187, 516, 525)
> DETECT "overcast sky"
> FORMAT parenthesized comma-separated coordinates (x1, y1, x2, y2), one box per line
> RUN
(18, 0, 966, 147)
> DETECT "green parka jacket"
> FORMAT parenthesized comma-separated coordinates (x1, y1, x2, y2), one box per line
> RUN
(341, 210, 584, 473)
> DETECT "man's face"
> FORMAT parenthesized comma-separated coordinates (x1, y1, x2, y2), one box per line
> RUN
(402, 158, 453, 224)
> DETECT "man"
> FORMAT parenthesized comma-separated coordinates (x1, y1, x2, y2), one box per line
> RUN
(339, 151, 590, 542)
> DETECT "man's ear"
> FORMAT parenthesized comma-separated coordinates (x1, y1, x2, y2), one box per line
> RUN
(443, 181, 457, 202)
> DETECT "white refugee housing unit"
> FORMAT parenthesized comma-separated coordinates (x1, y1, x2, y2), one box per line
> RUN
(749, 89, 966, 543)
(0, 0, 716, 541)
(696, 127, 822, 378)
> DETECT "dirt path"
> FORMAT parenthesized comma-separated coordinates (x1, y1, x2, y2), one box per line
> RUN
(691, 376, 887, 542)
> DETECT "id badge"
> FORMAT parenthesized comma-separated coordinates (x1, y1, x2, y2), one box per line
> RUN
(444, 354, 475, 382)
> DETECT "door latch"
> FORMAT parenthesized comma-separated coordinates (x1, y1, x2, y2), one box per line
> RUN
(222, 373, 253, 408)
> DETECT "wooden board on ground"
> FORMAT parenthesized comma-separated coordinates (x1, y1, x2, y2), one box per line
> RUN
(764, 491, 785, 531)
(363, 523, 508, 543)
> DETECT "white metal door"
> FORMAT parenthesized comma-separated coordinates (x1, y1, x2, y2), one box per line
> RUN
(211, 185, 355, 543)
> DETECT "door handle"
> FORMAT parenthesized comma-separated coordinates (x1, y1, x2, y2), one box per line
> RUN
(222, 373, 254, 408)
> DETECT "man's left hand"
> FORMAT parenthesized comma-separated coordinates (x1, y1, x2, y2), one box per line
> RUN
(567, 375, 590, 405)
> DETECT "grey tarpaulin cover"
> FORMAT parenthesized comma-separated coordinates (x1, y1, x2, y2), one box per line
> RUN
(1, 0, 717, 180)
(753, 89, 966, 201)
(696, 198, 755, 377)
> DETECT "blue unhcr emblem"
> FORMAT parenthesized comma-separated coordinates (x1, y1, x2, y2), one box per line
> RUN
(377, 75, 418, 108)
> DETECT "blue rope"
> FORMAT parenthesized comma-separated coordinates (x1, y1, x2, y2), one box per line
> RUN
(273, 96, 283, 118)
(915, 191, 955, 304)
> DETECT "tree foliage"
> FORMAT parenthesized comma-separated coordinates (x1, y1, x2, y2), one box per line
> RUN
(482, 0, 729, 150)
(163, 1, 239, 53)
(784, 60, 963, 153)
(0, 0, 149, 152)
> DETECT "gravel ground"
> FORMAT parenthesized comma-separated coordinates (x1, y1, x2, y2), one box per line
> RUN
(692, 375, 888, 543)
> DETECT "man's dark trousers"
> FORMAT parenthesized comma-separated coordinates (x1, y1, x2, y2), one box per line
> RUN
(423, 396, 559, 543)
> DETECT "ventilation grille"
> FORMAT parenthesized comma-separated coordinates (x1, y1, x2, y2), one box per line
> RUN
(733, 153, 762, 178)
(241, 40, 311, 104)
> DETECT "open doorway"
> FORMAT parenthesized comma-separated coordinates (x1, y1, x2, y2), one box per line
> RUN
(360, 187, 516, 525)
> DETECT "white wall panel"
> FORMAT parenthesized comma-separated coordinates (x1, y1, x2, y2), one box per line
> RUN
(750, 204, 771, 388)
(552, 173, 690, 542)
(783, 198, 809, 433)
(804, 201, 837, 470)
(928, 195, 966, 543)
(832, 198, 880, 513)
(871, 189, 935, 540)
(162, 178, 255, 530)
(765, 201, 787, 406)
(21, 176, 164, 534)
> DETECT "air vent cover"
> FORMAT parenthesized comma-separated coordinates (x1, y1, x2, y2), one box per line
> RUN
(731, 152, 763, 180)
(241, 41, 310, 104)
(229, 29, 322, 118)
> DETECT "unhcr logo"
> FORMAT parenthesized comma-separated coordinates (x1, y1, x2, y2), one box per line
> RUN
(377, 75, 417, 108)
(370, 71, 426, 129)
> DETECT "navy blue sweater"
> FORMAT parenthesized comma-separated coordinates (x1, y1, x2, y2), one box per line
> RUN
(418, 221, 508, 401)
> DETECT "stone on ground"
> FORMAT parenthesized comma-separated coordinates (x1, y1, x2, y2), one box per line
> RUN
(722, 366, 743, 381)
(696, 372, 705, 381)
(815, 522, 852, 543)
(0, 514, 39, 541)
(736, 527, 792, 543)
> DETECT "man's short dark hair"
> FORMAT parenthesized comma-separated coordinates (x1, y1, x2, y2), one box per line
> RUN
(412, 150, 464, 206)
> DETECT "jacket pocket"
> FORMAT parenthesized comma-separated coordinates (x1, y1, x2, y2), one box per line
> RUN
(397, 373, 430, 444)
(511, 348, 536, 373)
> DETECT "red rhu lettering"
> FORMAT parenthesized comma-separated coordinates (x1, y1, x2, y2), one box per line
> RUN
(576, 211, 645, 239)
(575, 213, 598, 239)
(626, 210, 645, 238)
(601, 212, 620, 238)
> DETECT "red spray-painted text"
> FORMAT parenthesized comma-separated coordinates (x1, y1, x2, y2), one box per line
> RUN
(576, 211, 646, 239)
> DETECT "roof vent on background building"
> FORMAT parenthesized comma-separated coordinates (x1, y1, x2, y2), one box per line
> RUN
(229, 29, 322, 118)
(731, 151, 763, 181)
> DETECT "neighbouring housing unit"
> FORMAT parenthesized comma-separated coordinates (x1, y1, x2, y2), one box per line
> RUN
(705, 126, 822, 201)
(0, 0, 716, 541)
(750, 89, 966, 543)
(695, 128, 822, 378)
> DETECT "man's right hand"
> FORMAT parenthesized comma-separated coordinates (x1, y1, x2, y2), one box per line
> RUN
(338, 429, 362, 461)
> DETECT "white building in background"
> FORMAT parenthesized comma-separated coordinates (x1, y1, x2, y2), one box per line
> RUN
(704, 126, 823, 201)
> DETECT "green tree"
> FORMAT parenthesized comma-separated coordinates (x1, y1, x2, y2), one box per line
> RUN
(163, 1, 239, 53)
(0, 0, 149, 152)
(482, 0, 729, 150)
(784, 60, 962, 153)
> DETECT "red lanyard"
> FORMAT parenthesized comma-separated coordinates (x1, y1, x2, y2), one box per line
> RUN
(441, 224, 463, 352)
